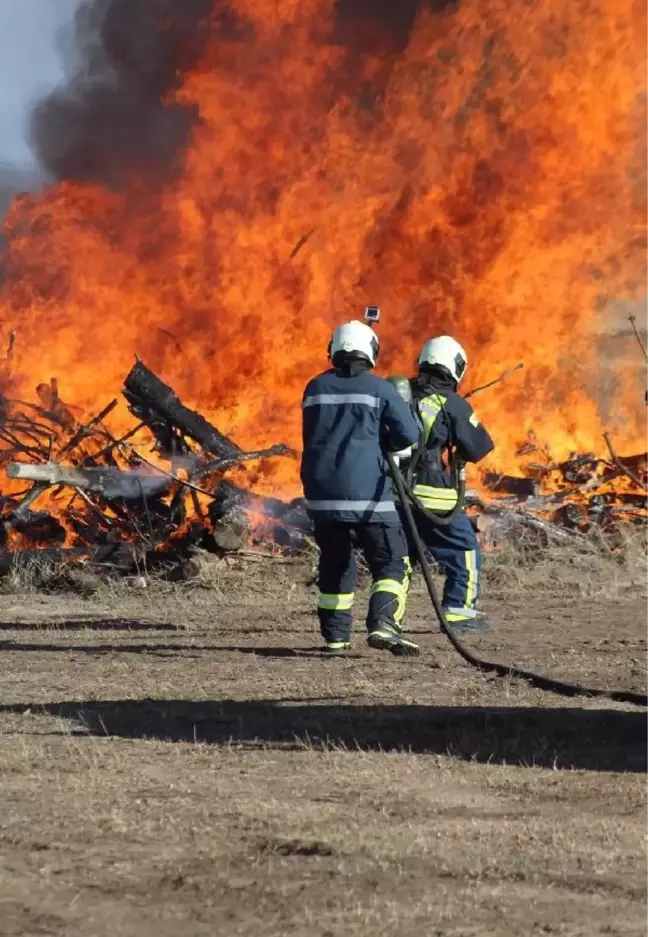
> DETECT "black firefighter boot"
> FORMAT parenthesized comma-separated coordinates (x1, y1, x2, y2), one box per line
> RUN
(367, 584, 419, 656)
(367, 619, 420, 656)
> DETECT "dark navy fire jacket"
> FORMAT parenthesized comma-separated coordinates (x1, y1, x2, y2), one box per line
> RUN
(300, 368, 420, 524)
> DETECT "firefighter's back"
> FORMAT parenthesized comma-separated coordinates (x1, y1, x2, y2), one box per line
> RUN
(300, 368, 411, 524)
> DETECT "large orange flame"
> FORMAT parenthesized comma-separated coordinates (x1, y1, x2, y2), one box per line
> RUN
(0, 0, 645, 500)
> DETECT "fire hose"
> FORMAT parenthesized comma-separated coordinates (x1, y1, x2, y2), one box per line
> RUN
(387, 452, 648, 708)
(398, 447, 466, 526)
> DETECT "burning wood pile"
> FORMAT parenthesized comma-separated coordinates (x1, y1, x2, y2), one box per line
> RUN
(0, 360, 645, 581)
(0, 361, 311, 579)
(471, 433, 647, 548)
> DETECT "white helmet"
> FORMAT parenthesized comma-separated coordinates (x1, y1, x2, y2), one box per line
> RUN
(418, 335, 468, 384)
(329, 320, 380, 367)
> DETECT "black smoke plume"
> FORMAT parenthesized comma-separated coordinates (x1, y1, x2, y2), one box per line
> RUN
(29, 0, 429, 187)
(29, 0, 216, 186)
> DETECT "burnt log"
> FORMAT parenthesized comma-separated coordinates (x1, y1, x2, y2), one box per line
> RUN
(558, 454, 600, 484)
(474, 501, 587, 547)
(123, 361, 242, 460)
(616, 452, 648, 477)
(256, 523, 312, 553)
(212, 510, 250, 552)
(203, 507, 251, 553)
(7, 461, 171, 501)
(589, 492, 648, 509)
(553, 502, 589, 531)
(210, 480, 311, 532)
(8, 510, 67, 544)
(211, 483, 312, 551)
(208, 482, 312, 552)
(601, 442, 648, 492)
(482, 472, 539, 498)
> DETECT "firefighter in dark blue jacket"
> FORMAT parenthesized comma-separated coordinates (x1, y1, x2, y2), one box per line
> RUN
(393, 336, 495, 632)
(300, 320, 421, 656)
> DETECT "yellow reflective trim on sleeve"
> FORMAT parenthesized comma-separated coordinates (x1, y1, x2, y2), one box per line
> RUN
(317, 592, 355, 611)
(469, 412, 480, 428)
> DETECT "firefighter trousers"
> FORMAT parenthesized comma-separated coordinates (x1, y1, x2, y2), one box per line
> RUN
(402, 510, 482, 625)
(312, 520, 411, 643)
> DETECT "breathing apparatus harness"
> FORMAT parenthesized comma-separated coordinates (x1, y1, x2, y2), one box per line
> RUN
(396, 376, 467, 528)
(368, 309, 646, 707)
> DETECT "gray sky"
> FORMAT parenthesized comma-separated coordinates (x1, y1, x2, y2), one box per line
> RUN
(0, 0, 79, 170)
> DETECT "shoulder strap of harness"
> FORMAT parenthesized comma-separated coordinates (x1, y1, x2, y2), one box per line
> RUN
(416, 392, 447, 446)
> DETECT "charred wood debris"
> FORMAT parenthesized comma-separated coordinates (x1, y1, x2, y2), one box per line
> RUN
(0, 361, 308, 581)
(0, 362, 645, 582)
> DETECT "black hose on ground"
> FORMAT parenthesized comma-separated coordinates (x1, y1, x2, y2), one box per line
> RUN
(387, 453, 648, 708)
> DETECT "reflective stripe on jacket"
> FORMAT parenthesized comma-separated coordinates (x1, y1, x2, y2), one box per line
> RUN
(300, 369, 420, 524)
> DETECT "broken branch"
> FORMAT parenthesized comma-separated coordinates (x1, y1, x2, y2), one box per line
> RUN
(191, 443, 293, 481)
(602, 432, 647, 492)
(628, 314, 648, 363)
(464, 363, 524, 400)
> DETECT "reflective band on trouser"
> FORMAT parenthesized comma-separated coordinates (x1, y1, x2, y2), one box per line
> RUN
(398, 556, 413, 624)
(444, 607, 477, 622)
(444, 551, 479, 622)
(370, 577, 408, 623)
(303, 393, 380, 408)
(306, 500, 396, 513)
(412, 484, 458, 512)
(464, 549, 478, 609)
(318, 592, 355, 611)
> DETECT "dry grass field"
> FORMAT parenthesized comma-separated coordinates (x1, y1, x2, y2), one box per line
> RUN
(0, 539, 645, 937)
